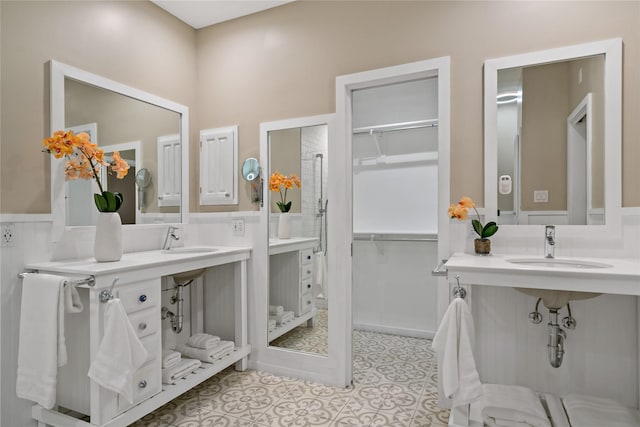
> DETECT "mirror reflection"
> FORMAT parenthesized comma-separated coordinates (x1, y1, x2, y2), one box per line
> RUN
(496, 54, 605, 225)
(268, 124, 328, 356)
(64, 77, 181, 226)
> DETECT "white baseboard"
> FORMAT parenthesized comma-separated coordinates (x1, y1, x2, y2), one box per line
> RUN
(353, 322, 435, 339)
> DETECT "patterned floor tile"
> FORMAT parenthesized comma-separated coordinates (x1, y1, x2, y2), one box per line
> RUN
(136, 329, 448, 426)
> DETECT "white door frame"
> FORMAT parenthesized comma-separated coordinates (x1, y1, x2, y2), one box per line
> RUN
(333, 57, 451, 385)
(567, 93, 593, 225)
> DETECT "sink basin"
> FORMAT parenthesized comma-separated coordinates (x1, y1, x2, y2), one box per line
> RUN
(507, 258, 613, 269)
(171, 268, 207, 285)
(516, 288, 601, 309)
(161, 247, 219, 254)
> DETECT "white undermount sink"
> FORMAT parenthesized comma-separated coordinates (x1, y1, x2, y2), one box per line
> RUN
(161, 247, 219, 254)
(506, 258, 613, 269)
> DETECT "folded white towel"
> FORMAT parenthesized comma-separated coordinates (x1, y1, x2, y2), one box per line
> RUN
(64, 284, 83, 314)
(268, 319, 277, 332)
(481, 384, 551, 427)
(162, 358, 201, 385)
(88, 299, 148, 404)
(270, 311, 295, 326)
(562, 393, 640, 427)
(269, 305, 284, 315)
(16, 274, 67, 409)
(432, 297, 482, 407)
(543, 393, 570, 427)
(186, 333, 221, 349)
(162, 349, 181, 369)
(177, 340, 235, 363)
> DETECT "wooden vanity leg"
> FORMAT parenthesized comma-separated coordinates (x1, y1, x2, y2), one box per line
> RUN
(235, 260, 248, 371)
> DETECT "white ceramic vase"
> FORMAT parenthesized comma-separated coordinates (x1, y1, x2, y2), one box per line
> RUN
(94, 212, 123, 262)
(278, 212, 292, 239)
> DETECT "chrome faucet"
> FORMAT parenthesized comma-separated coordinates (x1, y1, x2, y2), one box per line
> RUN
(162, 226, 179, 250)
(545, 225, 555, 258)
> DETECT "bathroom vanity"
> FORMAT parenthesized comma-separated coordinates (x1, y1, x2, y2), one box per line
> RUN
(268, 237, 318, 342)
(23, 246, 251, 427)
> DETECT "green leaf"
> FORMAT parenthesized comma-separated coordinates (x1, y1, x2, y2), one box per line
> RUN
(471, 219, 483, 237)
(94, 193, 107, 212)
(283, 201, 291, 212)
(104, 191, 117, 211)
(113, 192, 123, 211)
(482, 222, 499, 238)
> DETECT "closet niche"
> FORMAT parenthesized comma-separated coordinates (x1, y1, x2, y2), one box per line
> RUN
(263, 116, 330, 356)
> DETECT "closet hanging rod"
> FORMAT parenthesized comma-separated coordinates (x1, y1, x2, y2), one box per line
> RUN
(352, 119, 438, 135)
(353, 233, 438, 242)
(17, 271, 96, 287)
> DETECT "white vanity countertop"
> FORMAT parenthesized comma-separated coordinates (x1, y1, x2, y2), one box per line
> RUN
(26, 245, 252, 278)
(269, 237, 318, 255)
(445, 252, 640, 296)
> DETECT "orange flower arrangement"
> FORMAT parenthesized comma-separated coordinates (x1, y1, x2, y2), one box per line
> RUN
(448, 196, 498, 239)
(43, 130, 130, 212)
(269, 170, 301, 212)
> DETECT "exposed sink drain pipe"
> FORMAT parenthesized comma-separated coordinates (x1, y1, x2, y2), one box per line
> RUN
(161, 279, 194, 333)
(529, 299, 576, 368)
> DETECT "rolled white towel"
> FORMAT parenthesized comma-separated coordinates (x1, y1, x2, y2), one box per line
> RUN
(162, 349, 181, 369)
(177, 340, 235, 363)
(268, 319, 277, 332)
(186, 333, 221, 349)
(481, 384, 551, 427)
(161, 358, 201, 385)
(270, 311, 295, 326)
(562, 394, 640, 427)
(543, 394, 570, 427)
(269, 305, 284, 315)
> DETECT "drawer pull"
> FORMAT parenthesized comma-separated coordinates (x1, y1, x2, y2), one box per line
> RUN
(306, 255, 311, 260)
(138, 322, 147, 331)
(306, 284, 311, 289)
(306, 269, 312, 275)
(307, 300, 312, 305)
(139, 294, 147, 303)
(138, 380, 147, 389)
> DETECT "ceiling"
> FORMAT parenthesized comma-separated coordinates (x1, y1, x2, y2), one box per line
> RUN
(151, 0, 295, 29)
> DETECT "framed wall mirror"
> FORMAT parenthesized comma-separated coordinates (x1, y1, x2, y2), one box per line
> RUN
(484, 39, 622, 236)
(50, 60, 189, 241)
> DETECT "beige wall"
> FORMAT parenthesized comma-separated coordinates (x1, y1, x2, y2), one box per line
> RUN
(2, 1, 639, 214)
(0, 0, 196, 214)
(269, 128, 302, 214)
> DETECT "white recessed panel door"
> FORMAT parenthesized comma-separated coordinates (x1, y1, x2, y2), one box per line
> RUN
(200, 126, 238, 205)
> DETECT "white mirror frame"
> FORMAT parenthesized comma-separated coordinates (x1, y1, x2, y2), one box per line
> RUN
(254, 113, 342, 385)
(484, 38, 622, 238)
(49, 60, 189, 242)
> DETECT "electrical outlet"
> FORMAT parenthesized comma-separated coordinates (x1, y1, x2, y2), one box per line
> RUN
(231, 218, 245, 236)
(534, 190, 548, 203)
(1, 223, 15, 247)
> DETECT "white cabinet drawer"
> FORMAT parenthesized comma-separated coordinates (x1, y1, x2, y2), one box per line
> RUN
(300, 249, 313, 265)
(300, 279, 313, 295)
(127, 309, 159, 340)
(117, 280, 159, 313)
(299, 292, 314, 315)
(117, 361, 161, 412)
(300, 264, 313, 281)
(139, 332, 160, 365)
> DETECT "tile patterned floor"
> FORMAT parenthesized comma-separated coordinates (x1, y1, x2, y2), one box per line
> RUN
(132, 330, 449, 427)
(270, 309, 328, 355)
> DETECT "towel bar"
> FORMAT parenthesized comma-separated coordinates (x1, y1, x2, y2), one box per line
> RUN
(18, 271, 96, 287)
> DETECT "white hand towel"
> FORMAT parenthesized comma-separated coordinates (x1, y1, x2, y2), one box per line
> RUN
(562, 393, 640, 427)
(481, 384, 551, 427)
(177, 340, 235, 363)
(186, 333, 221, 349)
(269, 305, 284, 315)
(16, 274, 67, 409)
(432, 297, 482, 407)
(162, 349, 181, 369)
(313, 251, 327, 298)
(162, 358, 201, 385)
(64, 284, 84, 314)
(88, 299, 148, 404)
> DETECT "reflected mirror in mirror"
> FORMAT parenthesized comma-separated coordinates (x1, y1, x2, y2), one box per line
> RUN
(63, 76, 182, 226)
(496, 55, 604, 225)
(267, 123, 329, 356)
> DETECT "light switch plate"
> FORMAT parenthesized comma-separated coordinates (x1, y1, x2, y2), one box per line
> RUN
(231, 218, 245, 236)
(534, 190, 548, 203)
